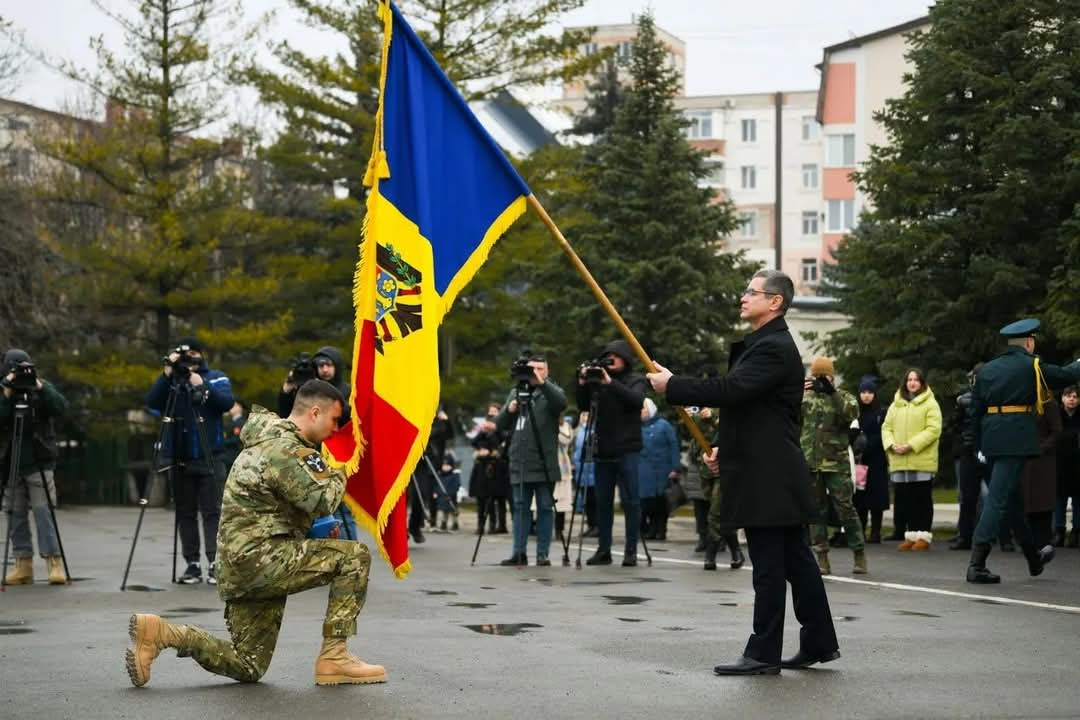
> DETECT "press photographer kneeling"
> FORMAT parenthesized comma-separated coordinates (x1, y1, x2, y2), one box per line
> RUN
(1, 349, 69, 586)
(495, 353, 566, 567)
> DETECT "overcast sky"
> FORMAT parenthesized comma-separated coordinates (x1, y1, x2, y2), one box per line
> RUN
(5, 0, 934, 114)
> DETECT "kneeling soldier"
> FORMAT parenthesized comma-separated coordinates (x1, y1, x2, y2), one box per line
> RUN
(126, 380, 386, 686)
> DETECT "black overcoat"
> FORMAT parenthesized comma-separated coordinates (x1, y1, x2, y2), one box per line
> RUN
(666, 316, 817, 528)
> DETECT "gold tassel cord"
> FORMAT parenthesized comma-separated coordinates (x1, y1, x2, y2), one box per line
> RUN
(1034, 358, 1053, 416)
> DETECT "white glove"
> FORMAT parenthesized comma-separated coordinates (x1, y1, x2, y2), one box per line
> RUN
(976, 451, 987, 465)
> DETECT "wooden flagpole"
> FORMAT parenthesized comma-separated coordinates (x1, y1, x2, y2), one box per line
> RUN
(526, 194, 713, 453)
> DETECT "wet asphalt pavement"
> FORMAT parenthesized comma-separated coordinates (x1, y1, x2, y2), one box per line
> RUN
(2, 505, 1079, 719)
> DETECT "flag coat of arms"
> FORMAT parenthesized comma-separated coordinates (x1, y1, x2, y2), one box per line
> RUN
(323, 0, 531, 577)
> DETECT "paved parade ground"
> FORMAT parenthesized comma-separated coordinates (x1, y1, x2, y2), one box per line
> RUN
(3, 505, 1080, 719)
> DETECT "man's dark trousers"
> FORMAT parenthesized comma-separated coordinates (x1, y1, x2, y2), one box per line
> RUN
(173, 459, 225, 563)
(954, 453, 983, 542)
(743, 526, 838, 664)
(974, 457, 1032, 547)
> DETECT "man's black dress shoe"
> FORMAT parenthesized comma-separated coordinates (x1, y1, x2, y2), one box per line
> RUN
(780, 649, 841, 669)
(712, 656, 780, 676)
(586, 551, 612, 566)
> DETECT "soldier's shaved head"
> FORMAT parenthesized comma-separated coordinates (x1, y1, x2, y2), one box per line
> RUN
(290, 380, 345, 445)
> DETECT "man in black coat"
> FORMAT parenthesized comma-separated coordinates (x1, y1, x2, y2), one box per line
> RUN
(647, 269, 839, 675)
(575, 340, 648, 566)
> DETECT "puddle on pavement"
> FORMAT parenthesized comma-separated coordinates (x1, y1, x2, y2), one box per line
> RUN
(419, 590, 458, 596)
(521, 578, 553, 585)
(463, 623, 542, 636)
(894, 610, 941, 618)
(617, 617, 643, 623)
(0, 619, 26, 627)
(602, 595, 651, 606)
(448, 602, 495, 609)
(701, 589, 736, 594)
(833, 615, 858, 622)
(123, 585, 166, 592)
(971, 598, 1005, 606)
(480, 586, 496, 590)
(718, 602, 753, 608)
(662, 627, 693, 632)
(570, 578, 668, 586)
(657, 670, 675, 675)
(0, 627, 34, 635)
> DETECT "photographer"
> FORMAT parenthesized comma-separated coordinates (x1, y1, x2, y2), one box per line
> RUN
(278, 346, 351, 420)
(575, 340, 648, 567)
(801, 357, 866, 575)
(146, 337, 234, 585)
(1, 349, 69, 586)
(495, 354, 566, 567)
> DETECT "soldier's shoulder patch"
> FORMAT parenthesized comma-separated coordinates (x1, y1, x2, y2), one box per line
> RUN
(294, 447, 330, 478)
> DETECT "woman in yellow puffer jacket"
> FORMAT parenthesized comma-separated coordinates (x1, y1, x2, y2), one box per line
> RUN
(882, 368, 942, 551)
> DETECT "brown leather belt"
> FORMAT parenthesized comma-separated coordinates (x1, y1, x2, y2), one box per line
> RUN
(986, 405, 1033, 414)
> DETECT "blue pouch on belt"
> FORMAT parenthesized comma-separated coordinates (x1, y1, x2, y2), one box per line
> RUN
(307, 516, 341, 539)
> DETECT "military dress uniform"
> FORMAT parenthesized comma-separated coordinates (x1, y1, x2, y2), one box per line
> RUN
(126, 406, 382, 686)
(968, 319, 1080, 584)
(801, 381, 866, 574)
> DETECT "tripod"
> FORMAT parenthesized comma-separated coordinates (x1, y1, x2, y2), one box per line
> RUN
(1, 391, 71, 589)
(122, 378, 219, 590)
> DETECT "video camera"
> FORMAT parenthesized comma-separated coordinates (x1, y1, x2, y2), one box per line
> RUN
(1, 360, 37, 393)
(509, 351, 536, 385)
(578, 355, 615, 384)
(290, 352, 318, 386)
(810, 375, 835, 395)
(164, 344, 203, 382)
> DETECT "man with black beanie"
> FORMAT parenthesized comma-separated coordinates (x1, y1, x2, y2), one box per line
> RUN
(576, 340, 647, 567)
(146, 337, 234, 585)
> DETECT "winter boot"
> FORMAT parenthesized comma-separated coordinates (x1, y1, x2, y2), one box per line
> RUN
(815, 550, 831, 575)
(47, 555, 66, 585)
(694, 536, 707, 553)
(966, 544, 1000, 584)
(912, 531, 932, 551)
(728, 539, 745, 570)
(125, 614, 191, 687)
(450, 513, 459, 532)
(897, 531, 916, 551)
(703, 540, 718, 571)
(853, 550, 868, 575)
(314, 637, 387, 685)
(1022, 543, 1055, 577)
(4, 557, 33, 585)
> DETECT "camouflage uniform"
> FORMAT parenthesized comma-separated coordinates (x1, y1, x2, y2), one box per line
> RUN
(801, 388, 864, 553)
(690, 411, 735, 544)
(172, 406, 372, 682)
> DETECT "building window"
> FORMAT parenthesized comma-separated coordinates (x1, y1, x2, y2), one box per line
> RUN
(827, 199, 855, 232)
(801, 258, 819, 284)
(802, 116, 820, 141)
(801, 210, 819, 235)
(583, 42, 598, 56)
(685, 110, 713, 139)
(739, 212, 757, 238)
(703, 160, 725, 186)
(801, 164, 818, 190)
(740, 165, 756, 189)
(741, 118, 756, 143)
(826, 134, 855, 167)
(617, 41, 634, 62)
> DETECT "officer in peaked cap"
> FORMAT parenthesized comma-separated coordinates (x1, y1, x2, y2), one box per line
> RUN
(967, 318, 1080, 584)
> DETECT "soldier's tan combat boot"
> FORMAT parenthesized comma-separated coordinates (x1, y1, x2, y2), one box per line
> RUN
(853, 550, 868, 575)
(47, 555, 66, 585)
(4, 557, 33, 585)
(314, 638, 387, 685)
(125, 613, 190, 687)
(815, 550, 831, 575)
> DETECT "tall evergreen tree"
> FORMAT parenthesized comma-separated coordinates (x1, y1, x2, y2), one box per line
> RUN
(568, 12, 752, 377)
(31, 0, 278, 417)
(824, 0, 1080, 384)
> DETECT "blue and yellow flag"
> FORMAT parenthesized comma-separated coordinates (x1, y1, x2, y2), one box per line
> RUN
(324, 0, 531, 578)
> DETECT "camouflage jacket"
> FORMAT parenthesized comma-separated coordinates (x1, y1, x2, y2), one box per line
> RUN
(216, 405, 345, 598)
(801, 388, 858, 473)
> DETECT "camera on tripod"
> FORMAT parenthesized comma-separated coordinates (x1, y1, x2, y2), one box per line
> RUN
(509, 351, 537, 385)
(164, 345, 201, 382)
(578, 355, 615, 384)
(1, 360, 37, 394)
(290, 353, 318, 386)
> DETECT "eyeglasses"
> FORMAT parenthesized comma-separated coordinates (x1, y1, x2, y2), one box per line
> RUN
(741, 288, 778, 298)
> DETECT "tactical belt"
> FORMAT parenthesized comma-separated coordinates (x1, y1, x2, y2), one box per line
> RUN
(986, 405, 1033, 414)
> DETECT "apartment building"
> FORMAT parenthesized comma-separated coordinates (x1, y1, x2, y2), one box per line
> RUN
(677, 91, 823, 294)
(816, 16, 930, 262)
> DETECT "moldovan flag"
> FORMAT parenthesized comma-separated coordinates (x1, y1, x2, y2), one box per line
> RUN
(323, 0, 531, 578)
